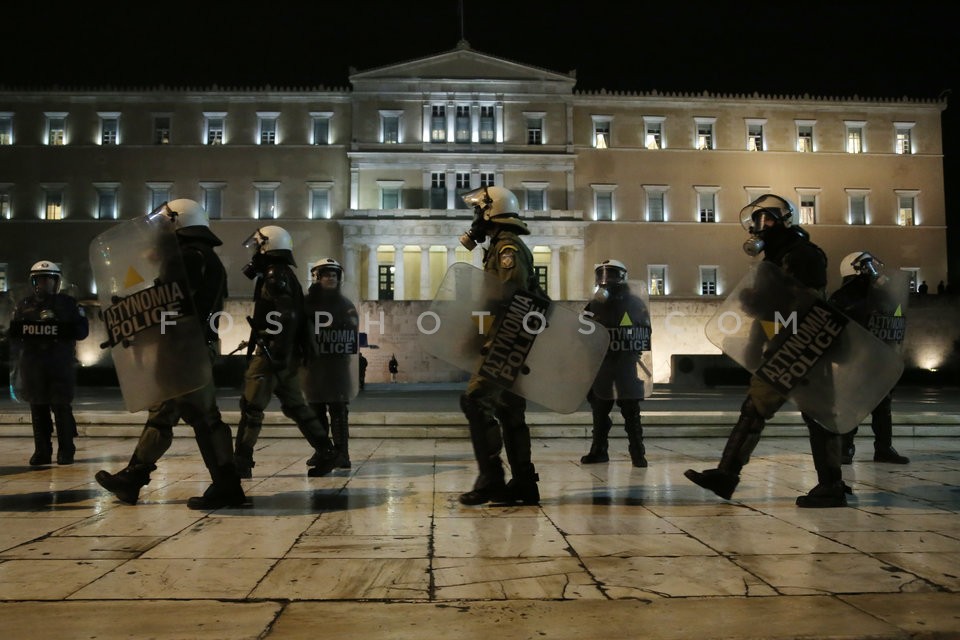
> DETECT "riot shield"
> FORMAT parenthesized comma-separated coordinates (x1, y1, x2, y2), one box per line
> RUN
(418, 263, 609, 414)
(865, 270, 910, 349)
(301, 301, 360, 403)
(587, 280, 653, 400)
(89, 207, 211, 412)
(705, 261, 903, 434)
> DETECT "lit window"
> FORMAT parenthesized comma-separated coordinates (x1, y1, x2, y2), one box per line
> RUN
(895, 122, 915, 154)
(455, 106, 471, 143)
(204, 114, 226, 145)
(526, 188, 546, 211)
(896, 191, 919, 226)
(479, 106, 495, 143)
(593, 117, 611, 149)
(312, 113, 332, 145)
(46, 114, 66, 146)
(746, 120, 765, 151)
(695, 118, 715, 150)
(45, 189, 64, 220)
(154, 116, 171, 144)
(698, 192, 716, 222)
(0, 114, 12, 145)
(700, 266, 718, 295)
(0, 263, 7, 291)
(380, 184, 401, 209)
(99, 113, 120, 145)
(796, 121, 814, 152)
(431, 105, 446, 142)
(0, 187, 12, 219)
(845, 121, 865, 153)
(644, 117, 664, 149)
(258, 114, 278, 145)
(799, 194, 817, 224)
(648, 266, 666, 296)
(848, 193, 867, 225)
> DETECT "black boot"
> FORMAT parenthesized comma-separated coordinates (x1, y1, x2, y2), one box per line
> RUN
(580, 421, 610, 464)
(282, 403, 337, 477)
(624, 404, 647, 468)
(234, 412, 260, 479)
(684, 397, 765, 500)
(459, 456, 509, 505)
(187, 463, 250, 510)
(841, 427, 857, 465)
(499, 395, 539, 505)
(329, 404, 351, 469)
(871, 397, 908, 464)
(53, 404, 78, 465)
(95, 455, 156, 505)
(459, 392, 509, 505)
(29, 405, 53, 466)
(796, 420, 848, 508)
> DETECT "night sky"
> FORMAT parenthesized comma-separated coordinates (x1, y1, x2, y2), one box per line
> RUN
(7, 0, 959, 273)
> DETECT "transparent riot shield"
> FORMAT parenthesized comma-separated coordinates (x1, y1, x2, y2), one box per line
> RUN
(865, 270, 910, 349)
(301, 303, 360, 403)
(587, 280, 653, 400)
(89, 208, 211, 412)
(419, 263, 610, 414)
(705, 261, 903, 434)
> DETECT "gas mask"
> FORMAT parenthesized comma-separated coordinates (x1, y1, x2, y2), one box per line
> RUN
(743, 236, 765, 257)
(242, 253, 268, 280)
(459, 209, 489, 251)
(856, 257, 882, 281)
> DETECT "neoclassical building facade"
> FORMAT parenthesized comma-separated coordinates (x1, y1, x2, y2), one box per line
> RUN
(0, 43, 949, 380)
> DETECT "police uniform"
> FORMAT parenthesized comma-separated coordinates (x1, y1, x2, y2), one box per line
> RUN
(304, 281, 359, 469)
(12, 288, 88, 465)
(95, 223, 247, 508)
(829, 271, 909, 464)
(234, 259, 336, 478)
(459, 225, 541, 505)
(686, 196, 847, 508)
(583, 283, 651, 467)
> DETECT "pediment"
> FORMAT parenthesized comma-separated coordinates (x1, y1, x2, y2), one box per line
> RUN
(350, 43, 574, 86)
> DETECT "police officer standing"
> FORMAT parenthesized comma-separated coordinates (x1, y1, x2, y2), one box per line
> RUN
(95, 200, 246, 509)
(685, 194, 848, 508)
(581, 259, 650, 467)
(830, 251, 909, 465)
(11, 261, 88, 465)
(304, 258, 359, 469)
(234, 226, 338, 478)
(457, 185, 542, 506)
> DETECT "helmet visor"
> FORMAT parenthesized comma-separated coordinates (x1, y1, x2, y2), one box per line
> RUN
(596, 265, 626, 286)
(461, 186, 492, 211)
(242, 229, 267, 251)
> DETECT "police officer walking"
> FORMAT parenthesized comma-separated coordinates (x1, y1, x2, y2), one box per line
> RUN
(830, 251, 909, 465)
(684, 194, 848, 508)
(233, 226, 338, 478)
(581, 259, 650, 467)
(457, 185, 542, 506)
(95, 200, 247, 509)
(304, 258, 359, 469)
(11, 261, 88, 465)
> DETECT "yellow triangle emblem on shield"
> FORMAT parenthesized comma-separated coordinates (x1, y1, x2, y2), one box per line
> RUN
(124, 267, 145, 289)
(620, 312, 633, 326)
(894, 305, 902, 317)
(761, 320, 777, 340)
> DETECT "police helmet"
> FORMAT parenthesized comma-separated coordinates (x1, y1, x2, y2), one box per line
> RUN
(840, 251, 883, 279)
(462, 185, 529, 234)
(595, 259, 628, 287)
(739, 193, 796, 233)
(160, 199, 222, 246)
(30, 260, 62, 293)
(311, 257, 344, 283)
(243, 225, 295, 266)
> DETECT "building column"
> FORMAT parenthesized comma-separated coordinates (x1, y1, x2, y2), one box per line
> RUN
(549, 246, 561, 300)
(446, 245, 457, 269)
(393, 244, 405, 300)
(568, 245, 585, 300)
(446, 170, 456, 209)
(420, 246, 431, 299)
(366, 244, 379, 301)
(350, 166, 360, 210)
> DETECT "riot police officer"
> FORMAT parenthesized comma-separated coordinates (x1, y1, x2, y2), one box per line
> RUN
(304, 258, 359, 469)
(684, 194, 848, 508)
(11, 261, 88, 465)
(457, 185, 542, 506)
(581, 259, 650, 467)
(234, 226, 338, 478)
(830, 251, 909, 464)
(95, 199, 247, 509)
